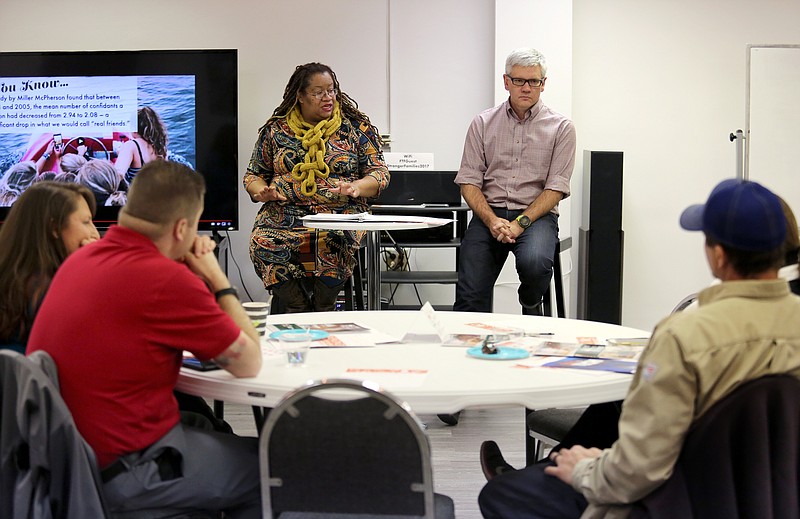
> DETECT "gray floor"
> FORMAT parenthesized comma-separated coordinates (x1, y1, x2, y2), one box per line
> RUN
(223, 402, 528, 519)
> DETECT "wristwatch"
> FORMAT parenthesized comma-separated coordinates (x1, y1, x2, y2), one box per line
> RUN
(515, 215, 532, 229)
(214, 286, 239, 301)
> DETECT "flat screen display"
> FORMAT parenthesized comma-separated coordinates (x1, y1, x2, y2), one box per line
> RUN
(0, 49, 238, 230)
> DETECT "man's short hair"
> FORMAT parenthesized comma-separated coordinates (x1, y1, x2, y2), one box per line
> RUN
(703, 236, 785, 276)
(505, 48, 547, 77)
(122, 160, 205, 226)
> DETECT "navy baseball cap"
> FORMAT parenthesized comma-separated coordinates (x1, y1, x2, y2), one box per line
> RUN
(679, 179, 786, 251)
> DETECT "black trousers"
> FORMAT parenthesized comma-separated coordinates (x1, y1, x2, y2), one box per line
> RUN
(551, 401, 622, 453)
(479, 461, 588, 519)
(480, 401, 623, 517)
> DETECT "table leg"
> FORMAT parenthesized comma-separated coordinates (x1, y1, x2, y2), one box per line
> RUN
(365, 229, 382, 310)
(525, 407, 537, 466)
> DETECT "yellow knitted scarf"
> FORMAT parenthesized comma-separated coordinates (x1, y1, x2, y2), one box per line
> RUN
(286, 102, 342, 196)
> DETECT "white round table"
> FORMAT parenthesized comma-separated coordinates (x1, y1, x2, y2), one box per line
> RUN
(177, 311, 648, 413)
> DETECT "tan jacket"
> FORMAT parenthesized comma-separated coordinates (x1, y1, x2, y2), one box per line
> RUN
(572, 280, 800, 519)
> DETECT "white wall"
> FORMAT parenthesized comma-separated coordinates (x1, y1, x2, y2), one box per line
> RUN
(4, 0, 800, 330)
(573, 0, 800, 330)
(0, 0, 494, 308)
(379, 0, 495, 307)
(498, 0, 800, 330)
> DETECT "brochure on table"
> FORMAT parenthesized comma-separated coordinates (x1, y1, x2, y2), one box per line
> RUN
(541, 357, 639, 375)
(266, 322, 400, 348)
(301, 212, 452, 226)
(416, 303, 648, 373)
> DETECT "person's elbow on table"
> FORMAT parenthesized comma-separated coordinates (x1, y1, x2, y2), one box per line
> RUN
(214, 331, 262, 377)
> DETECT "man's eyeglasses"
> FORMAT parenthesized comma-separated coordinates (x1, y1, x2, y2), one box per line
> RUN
(506, 76, 544, 88)
(307, 88, 338, 100)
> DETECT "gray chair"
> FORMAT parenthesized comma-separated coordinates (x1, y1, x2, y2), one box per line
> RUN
(260, 379, 455, 519)
(0, 350, 217, 519)
(0, 350, 108, 518)
(525, 407, 587, 464)
(670, 292, 698, 314)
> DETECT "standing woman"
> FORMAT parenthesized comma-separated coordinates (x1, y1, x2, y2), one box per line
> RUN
(114, 106, 169, 186)
(0, 182, 99, 353)
(244, 62, 390, 312)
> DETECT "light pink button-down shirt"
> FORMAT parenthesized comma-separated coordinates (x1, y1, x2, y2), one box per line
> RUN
(455, 99, 576, 214)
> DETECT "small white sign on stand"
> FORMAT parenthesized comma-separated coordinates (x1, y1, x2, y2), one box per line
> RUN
(384, 152, 434, 171)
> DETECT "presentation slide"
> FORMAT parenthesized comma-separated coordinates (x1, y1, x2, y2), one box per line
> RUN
(0, 74, 196, 208)
(0, 76, 138, 133)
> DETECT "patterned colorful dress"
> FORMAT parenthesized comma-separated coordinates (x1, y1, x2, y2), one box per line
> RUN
(244, 115, 390, 288)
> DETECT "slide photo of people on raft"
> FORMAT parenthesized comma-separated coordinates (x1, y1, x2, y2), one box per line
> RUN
(0, 74, 196, 207)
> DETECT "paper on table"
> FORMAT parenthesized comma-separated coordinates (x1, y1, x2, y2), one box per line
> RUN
(315, 322, 370, 333)
(309, 331, 400, 348)
(543, 357, 638, 375)
(302, 212, 453, 226)
(420, 302, 449, 342)
(342, 367, 429, 388)
(269, 322, 369, 333)
(529, 340, 645, 361)
(439, 321, 529, 347)
(301, 212, 370, 222)
(441, 334, 488, 347)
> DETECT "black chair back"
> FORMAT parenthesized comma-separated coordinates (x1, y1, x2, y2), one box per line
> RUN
(632, 375, 800, 519)
(260, 379, 454, 519)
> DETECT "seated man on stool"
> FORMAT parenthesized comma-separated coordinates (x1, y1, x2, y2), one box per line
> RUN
(28, 160, 262, 518)
(442, 47, 576, 428)
(478, 179, 800, 518)
(453, 47, 576, 317)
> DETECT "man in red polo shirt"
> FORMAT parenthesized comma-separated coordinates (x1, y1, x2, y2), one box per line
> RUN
(28, 160, 262, 518)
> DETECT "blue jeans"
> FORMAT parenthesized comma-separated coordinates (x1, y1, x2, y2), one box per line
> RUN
(454, 208, 558, 313)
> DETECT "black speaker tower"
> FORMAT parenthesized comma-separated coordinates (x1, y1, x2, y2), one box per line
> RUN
(577, 151, 624, 324)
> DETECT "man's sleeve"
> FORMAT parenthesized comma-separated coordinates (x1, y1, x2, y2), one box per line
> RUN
(454, 115, 486, 188)
(543, 119, 576, 198)
(571, 324, 697, 505)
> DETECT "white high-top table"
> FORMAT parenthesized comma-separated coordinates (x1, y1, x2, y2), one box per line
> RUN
(301, 215, 451, 310)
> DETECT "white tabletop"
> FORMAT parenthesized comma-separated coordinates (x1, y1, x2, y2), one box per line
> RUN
(300, 214, 452, 232)
(176, 311, 649, 414)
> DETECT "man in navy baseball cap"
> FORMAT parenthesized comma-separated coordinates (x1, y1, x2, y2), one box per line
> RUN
(679, 178, 786, 252)
(478, 177, 800, 519)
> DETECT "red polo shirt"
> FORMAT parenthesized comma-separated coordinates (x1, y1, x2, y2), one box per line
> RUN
(28, 225, 241, 468)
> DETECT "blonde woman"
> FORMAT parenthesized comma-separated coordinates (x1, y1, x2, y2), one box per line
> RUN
(78, 159, 127, 207)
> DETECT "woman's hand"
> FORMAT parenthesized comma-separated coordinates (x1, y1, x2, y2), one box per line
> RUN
(253, 183, 287, 203)
(330, 181, 361, 198)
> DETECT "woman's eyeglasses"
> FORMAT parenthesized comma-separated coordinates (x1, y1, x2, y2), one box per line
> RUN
(307, 88, 338, 100)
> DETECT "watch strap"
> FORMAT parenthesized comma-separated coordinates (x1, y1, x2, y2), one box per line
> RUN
(214, 287, 239, 301)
